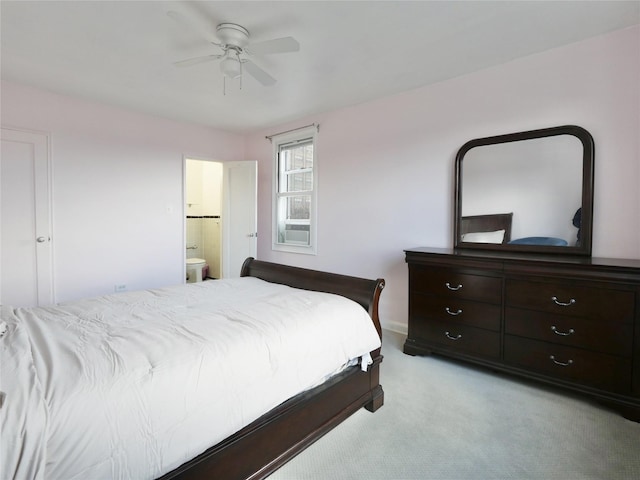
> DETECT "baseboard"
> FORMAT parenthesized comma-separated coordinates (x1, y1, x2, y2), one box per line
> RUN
(381, 320, 407, 336)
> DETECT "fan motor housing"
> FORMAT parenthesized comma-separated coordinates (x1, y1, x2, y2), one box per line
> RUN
(216, 23, 250, 48)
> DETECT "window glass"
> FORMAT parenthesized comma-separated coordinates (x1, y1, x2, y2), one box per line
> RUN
(272, 129, 316, 253)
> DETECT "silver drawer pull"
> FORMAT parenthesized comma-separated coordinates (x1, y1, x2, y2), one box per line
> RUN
(445, 282, 463, 291)
(445, 331, 462, 340)
(549, 355, 573, 367)
(551, 296, 576, 307)
(445, 307, 463, 316)
(551, 326, 575, 336)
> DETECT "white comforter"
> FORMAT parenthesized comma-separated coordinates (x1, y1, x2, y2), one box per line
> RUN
(1, 277, 381, 480)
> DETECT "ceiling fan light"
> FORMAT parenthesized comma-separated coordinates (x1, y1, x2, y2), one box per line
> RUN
(220, 56, 242, 79)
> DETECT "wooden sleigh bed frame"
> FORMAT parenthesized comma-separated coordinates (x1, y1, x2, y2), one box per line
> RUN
(159, 258, 385, 480)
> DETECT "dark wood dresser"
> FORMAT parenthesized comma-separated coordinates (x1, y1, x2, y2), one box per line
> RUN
(404, 247, 640, 421)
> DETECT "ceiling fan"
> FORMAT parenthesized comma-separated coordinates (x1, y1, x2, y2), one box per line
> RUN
(168, 11, 299, 91)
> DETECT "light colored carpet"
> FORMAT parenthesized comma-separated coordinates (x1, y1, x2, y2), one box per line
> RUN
(268, 330, 640, 480)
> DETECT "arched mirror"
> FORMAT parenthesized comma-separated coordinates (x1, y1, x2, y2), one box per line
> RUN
(454, 125, 594, 256)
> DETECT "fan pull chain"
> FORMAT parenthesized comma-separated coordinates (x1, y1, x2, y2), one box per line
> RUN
(238, 51, 243, 91)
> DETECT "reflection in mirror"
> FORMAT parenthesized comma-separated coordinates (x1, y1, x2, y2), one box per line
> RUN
(463, 135, 582, 244)
(454, 125, 594, 256)
(460, 213, 513, 244)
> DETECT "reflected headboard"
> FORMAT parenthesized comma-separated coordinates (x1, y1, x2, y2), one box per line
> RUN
(460, 213, 513, 244)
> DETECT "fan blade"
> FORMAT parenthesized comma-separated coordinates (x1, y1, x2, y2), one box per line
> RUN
(173, 54, 223, 67)
(243, 60, 277, 86)
(245, 37, 299, 55)
(167, 10, 220, 45)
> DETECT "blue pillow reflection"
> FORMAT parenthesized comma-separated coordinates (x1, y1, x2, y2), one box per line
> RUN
(508, 237, 568, 246)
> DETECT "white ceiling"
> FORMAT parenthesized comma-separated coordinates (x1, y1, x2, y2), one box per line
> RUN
(2, 1, 639, 134)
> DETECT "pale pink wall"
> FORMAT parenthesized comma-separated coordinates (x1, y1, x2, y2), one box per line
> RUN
(1, 81, 244, 303)
(245, 26, 640, 333)
(3, 26, 637, 330)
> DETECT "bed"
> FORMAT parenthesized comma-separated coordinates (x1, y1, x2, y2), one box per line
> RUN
(1, 258, 385, 480)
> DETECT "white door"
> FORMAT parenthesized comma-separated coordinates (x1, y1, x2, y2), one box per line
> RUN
(1, 128, 53, 306)
(222, 161, 257, 277)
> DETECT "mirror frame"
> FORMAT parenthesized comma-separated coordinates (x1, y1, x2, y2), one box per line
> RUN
(454, 125, 594, 256)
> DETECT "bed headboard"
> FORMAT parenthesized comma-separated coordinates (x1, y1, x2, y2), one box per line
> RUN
(460, 212, 513, 244)
(240, 257, 385, 339)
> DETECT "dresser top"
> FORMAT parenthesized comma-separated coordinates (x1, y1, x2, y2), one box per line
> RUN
(405, 246, 640, 271)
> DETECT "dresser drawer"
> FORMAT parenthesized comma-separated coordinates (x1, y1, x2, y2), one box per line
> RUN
(504, 335, 631, 393)
(411, 292, 500, 330)
(505, 307, 633, 356)
(410, 266, 502, 303)
(505, 279, 634, 323)
(410, 319, 500, 359)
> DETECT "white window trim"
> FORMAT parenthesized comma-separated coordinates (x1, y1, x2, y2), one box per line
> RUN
(272, 126, 318, 255)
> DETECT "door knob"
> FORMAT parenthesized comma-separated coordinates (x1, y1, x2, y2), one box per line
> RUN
(36, 236, 48, 243)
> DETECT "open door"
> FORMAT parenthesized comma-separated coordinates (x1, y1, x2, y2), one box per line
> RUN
(222, 161, 257, 277)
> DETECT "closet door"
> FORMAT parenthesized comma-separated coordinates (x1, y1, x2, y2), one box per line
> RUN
(1, 128, 53, 306)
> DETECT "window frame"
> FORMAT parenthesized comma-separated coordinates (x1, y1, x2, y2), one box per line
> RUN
(271, 126, 318, 254)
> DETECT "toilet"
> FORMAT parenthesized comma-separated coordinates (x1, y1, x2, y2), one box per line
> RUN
(186, 258, 207, 283)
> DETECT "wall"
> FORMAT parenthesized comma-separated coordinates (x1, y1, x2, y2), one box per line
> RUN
(244, 26, 640, 333)
(186, 160, 223, 217)
(2, 26, 637, 329)
(1, 81, 243, 303)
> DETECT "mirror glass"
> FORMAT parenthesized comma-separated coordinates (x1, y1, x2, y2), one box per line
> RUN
(454, 125, 594, 256)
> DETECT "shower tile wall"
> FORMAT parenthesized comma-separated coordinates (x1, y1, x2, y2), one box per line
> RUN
(186, 217, 204, 260)
(186, 216, 221, 279)
(203, 217, 221, 278)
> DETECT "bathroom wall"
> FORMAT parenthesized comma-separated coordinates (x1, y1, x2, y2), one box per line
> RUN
(185, 159, 223, 278)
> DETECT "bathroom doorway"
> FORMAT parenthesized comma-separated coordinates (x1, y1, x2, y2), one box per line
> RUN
(184, 158, 257, 280)
(185, 158, 223, 280)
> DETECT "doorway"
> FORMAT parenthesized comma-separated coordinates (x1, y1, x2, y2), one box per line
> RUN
(184, 158, 257, 280)
(185, 159, 222, 280)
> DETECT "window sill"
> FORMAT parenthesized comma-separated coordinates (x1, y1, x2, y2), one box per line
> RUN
(272, 243, 316, 255)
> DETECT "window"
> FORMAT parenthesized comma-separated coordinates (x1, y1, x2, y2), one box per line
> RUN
(272, 126, 317, 254)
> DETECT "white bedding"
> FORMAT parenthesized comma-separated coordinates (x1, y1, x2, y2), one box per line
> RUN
(0, 277, 381, 480)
